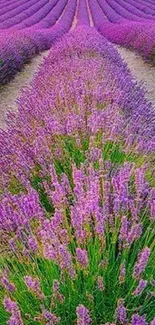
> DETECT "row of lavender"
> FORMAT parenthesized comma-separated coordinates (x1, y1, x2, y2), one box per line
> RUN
(2, 0, 155, 84)
(88, 0, 155, 63)
(0, 0, 155, 29)
(98, 21, 155, 63)
(0, 0, 77, 84)
(0, 0, 68, 29)
(0, 27, 155, 325)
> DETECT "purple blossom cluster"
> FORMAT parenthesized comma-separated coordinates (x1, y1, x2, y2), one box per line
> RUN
(0, 271, 16, 293)
(24, 275, 44, 299)
(0, 188, 44, 231)
(116, 300, 127, 324)
(3, 297, 24, 325)
(133, 247, 151, 279)
(76, 305, 92, 325)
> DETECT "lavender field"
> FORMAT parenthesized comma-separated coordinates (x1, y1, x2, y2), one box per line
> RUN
(0, 1, 155, 325)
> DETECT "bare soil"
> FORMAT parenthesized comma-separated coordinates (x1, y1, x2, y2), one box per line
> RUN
(0, 51, 49, 128)
(117, 46, 155, 105)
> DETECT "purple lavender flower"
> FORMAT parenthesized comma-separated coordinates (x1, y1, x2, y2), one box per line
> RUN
(0, 276, 16, 292)
(7, 310, 24, 325)
(42, 309, 60, 324)
(151, 318, 155, 325)
(58, 244, 72, 269)
(97, 276, 104, 291)
(24, 275, 43, 299)
(3, 297, 18, 313)
(133, 279, 148, 296)
(76, 305, 92, 325)
(52, 279, 64, 303)
(135, 168, 146, 198)
(119, 262, 126, 284)
(131, 313, 148, 325)
(27, 236, 38, 252)
(58, 244, 75, 278)
(149, 188, 155, 222)
(150, 200, 155, 221)
(52, 280, 60, 293)
(9, 238, 16, 252)
(76, 248, 89, 267)
(127, 223, 143, 246)
(133, 247, 151, 279)
(115, 300, 127, 325)
(119, 216, 128, 242)
(3, 297, 24, 325)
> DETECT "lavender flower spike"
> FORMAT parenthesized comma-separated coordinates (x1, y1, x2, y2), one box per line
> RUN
(3, 297, 24, 325)
(131, 314, 148, 325)
(133, 247, 151, 279)
(76, 305, 92, 325)
(116, 299, 127, 325)
(24, 275, 43, 299)
(133, 279, 148, 296)
(76, 248, 89, 268)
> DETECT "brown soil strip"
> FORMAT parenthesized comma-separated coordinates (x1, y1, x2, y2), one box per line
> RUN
(0, 51, 49, 128)
(117, 45, 155, 106)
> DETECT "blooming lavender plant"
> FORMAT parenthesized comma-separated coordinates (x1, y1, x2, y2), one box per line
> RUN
(98, 21, 155, 63)
(0, 26, 155, 325)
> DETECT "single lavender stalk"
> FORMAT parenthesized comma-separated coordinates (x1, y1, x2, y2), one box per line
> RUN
(119, 262, 126, 284)
(52, 280, 64, 304)
(97, 276, 105, 291)
(42, 308, 60, 324)
(58, 244, 75, 278)
(0, 275, 16, 293)
(27, 236, 38, 252)
(76, 305, 92, 325)
(3, 297, 24, 325)
(119, 216, 128, 242)
(133, 279, 148, 296)
(149, 188, 155, 222)
(115, 299, 127, 325)
(127, 223, 143, 246)
(24, 275, 44, 299)
(131, 313, 148, 325)
(133, 247, 151, 279)
(76, 248, 89, 268)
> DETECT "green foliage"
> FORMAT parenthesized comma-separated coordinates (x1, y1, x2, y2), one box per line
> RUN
(103, 141, 128, 164)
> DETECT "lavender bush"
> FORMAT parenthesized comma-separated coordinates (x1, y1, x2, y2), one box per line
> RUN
(102, 0, 155, 21)
(114, 0, 155, 19)
(98, 21, 155, 63)
(0, 27, 155, 325)
(2, 0, 155, 84)
(0, 0, 77, 84)
(0, 0, 49, 29)
(11, 0, 59, 29)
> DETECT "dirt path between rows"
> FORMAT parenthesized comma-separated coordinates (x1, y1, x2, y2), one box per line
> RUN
(117, 46, 155, 105)
(0, 50, 49, 128)
(0, 45, 155, 129)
